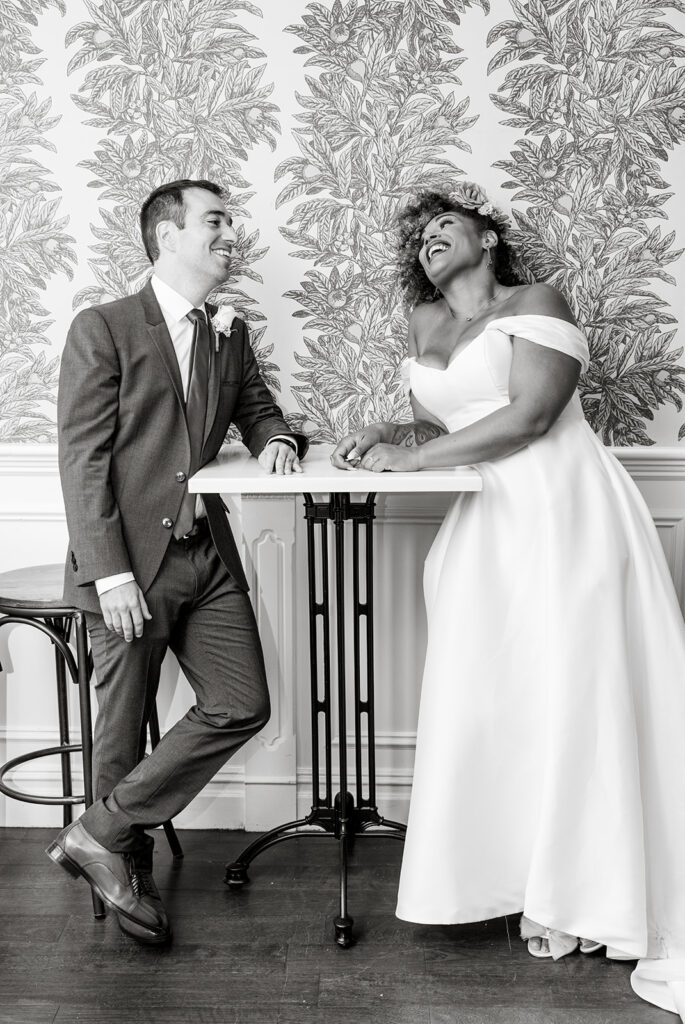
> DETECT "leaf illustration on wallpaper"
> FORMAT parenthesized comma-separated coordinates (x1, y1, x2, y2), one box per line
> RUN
(66, 0, 282, 395)
(278, 0, 489, 441)
(489, 0, 685, 445)
(0, 0, 76, 442)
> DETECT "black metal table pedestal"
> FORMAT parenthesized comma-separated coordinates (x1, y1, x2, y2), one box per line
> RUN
(225, 492, 406, 946)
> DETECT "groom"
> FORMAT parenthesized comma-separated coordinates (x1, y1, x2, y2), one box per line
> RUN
(48, 179, 308, 944)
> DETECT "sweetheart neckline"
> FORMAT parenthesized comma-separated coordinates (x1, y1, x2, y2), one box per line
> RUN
(407, 314, 582, 373)
(408, 325, 488, 372)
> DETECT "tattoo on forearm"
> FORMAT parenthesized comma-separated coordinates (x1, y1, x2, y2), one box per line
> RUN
(390, 420, 446, 448)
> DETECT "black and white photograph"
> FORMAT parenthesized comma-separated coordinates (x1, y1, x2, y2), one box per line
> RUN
(1, 0, 685, 1021)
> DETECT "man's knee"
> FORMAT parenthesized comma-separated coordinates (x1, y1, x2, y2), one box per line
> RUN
(201, 680, 270, 733)
(239, 684, 270, 732)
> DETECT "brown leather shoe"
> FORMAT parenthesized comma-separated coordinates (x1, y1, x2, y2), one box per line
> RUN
(46, 820, 170, 943)
(116, 867, 171, 946)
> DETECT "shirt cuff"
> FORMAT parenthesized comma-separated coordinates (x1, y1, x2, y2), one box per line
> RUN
(95, 572, 135, 596)
(266, 434, 298, 453)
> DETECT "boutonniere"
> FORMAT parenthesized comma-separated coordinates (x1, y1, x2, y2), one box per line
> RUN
(210, 305, 237, 352)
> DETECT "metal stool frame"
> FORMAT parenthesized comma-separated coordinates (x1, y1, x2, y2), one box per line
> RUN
(0, 598, 183, 918)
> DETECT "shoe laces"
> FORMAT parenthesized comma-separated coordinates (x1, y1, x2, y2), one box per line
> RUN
(129, 863, 157, 901)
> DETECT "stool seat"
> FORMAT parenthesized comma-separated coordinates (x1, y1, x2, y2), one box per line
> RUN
(0, 564, 68, 610)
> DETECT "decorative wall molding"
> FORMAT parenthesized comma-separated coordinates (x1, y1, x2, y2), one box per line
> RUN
(228, 493, 299, 829)
(251, 527, 289, 753)
(0, 444, 59, 475)
(0, 512, 66, 523)
(3, 443, 685, 478)
(0, 765, 298, 789)
(333, 731, 419, 749)
(652, 510, 685, 527)
(296, 767, 414, 788)
(375, 495, 448, 525)
(611, 447, 685, 480)
(0, 727, 67, 743)
(4, 443, 685, 829)
(0, 725, 300, 792)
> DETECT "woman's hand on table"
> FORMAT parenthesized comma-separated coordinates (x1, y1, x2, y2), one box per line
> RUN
(357, 443, 420, 473)
(330, 423, 393, 470)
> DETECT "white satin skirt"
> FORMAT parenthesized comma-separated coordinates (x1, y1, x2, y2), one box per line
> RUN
(396, 417, 685, 1019)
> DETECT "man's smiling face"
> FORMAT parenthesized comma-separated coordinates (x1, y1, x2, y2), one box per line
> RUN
(173, 187, 238, 290)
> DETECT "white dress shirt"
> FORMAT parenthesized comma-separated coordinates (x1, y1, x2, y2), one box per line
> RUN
(96, 275, 296, 596)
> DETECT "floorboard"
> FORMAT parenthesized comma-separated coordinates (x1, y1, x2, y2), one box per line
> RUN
(0, 828, 672, 1024)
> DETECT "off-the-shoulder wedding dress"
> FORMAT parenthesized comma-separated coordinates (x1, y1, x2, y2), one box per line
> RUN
(396, 315, 685, 1020)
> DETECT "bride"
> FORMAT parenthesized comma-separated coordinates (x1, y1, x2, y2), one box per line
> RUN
(331, 182, 685, 1020)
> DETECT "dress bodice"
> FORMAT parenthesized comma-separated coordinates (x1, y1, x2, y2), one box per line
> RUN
(404, 315, 590, 434)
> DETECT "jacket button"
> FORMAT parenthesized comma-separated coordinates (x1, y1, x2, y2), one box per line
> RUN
(175, 471, 186, 482)
(162, 517, 173, 529)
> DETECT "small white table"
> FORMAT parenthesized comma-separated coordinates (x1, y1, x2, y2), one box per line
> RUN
(191, 443, 482, 946)
(191, 443, 482, 495)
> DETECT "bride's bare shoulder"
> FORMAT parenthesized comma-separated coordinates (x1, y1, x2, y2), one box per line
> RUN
(407, 300, 443, 356)
(507, 283, 576, 325)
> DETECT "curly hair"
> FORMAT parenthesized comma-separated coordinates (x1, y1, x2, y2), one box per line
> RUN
(395, 189, 524, 309)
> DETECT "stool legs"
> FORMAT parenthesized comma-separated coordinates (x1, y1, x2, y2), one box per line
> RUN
(74, 613, 105, 919)
(0, 606, 183, 923)
(52, 618, 74, 828)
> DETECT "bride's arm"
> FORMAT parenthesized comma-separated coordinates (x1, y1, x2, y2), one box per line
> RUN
(358, 285, 582, 472)
(391, 392, 447, 447)
(360, 339, 581, 472)
(417, 340, 579, 468)
(329, 398, 446, 470)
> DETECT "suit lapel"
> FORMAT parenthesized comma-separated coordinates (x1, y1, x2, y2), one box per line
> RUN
(139, 280, 185, 410)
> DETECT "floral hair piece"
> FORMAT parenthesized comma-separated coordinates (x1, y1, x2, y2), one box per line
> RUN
(450, 181, 511, 232)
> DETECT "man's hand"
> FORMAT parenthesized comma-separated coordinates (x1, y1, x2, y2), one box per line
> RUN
(330, 423, 392, 470)
(99, 581, 152, 642)
(359, 443, 421, 473)
(258, 440, 302, 475)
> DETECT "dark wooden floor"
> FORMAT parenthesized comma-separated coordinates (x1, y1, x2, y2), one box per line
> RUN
(0, 827, 671, 1024)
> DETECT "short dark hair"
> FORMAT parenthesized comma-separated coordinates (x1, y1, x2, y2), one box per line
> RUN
(395, 189, 523, 308)
(140, 179, 224, 263)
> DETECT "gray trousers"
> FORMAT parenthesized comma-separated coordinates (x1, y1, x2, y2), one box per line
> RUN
(80, 531, 270, 854)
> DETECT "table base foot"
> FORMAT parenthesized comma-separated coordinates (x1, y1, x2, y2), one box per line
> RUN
(224, 862, 250, 887)
(224, 795, 406, 944)
(224, 815, 313, 887)
(334, 915, 355, 948)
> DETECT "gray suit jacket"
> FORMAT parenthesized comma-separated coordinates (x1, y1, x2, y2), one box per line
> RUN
(58, 281, 308, 612)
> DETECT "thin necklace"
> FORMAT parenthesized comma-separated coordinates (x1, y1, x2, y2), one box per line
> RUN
(446, 292, 499, 323)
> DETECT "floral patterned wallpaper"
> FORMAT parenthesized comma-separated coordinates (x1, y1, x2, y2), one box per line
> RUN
(1, 0, 685, 445)
(491, 0, 685, 445)
(0, 0, 76, 442)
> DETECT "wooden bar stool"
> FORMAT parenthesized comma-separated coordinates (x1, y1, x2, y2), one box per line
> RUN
(0, 564, 183, 918)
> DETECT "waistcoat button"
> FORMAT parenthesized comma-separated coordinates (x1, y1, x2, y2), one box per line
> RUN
(175, 471, 186, 482)
(162, 517, 173, 529)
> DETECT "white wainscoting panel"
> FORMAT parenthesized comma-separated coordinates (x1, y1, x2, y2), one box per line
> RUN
(2, 444, 685, 830)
